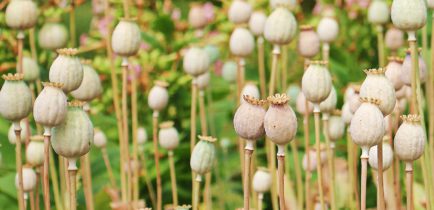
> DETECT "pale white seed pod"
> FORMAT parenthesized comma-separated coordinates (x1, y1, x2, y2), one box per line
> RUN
(230, 27, 255, 57)
(158, 121, 180, 150)
(401, 51, 427, 85)
(395, 85, 407, 100)
(16, 166, 37, 192)
(8, 120, 29, 144)
(148, 81, 169, 112)
(188, 4, 207, 29)
(317, 17, 339, 43)
(22, 56, 40, 82)
(70, 63, 102, 101)
(0, 74, 32, 122)
(428, 0, 434, 9)
(252, 167, 272, 193)
(26, 136, 44, 167)
(350, 98, 385, 149)
(190, 136, 216, 176)
(222, 61, 237, 83)
(367, 0, 390, 25)
(297, 25, 321, 58)
(270, 0, 296, 9)
(319, 86, 337, 114)
(349, 94, 361, 113)
(264, 8, 297, 45)
(391, 0, 427, 31)
(5, 0, 38, 30)
(49, 49, 84, 93)
(228, 0, 252, 24)
(51, 102, 93, 159)
(301, 61, 332, 103)
(328, 113, 345, 142)
(369, 141, 394, 171)
(240, 83, 260, 104)
(341, 102, 353, 124)
(33, 82, 68, 128)
(123, 159, 141, 174)
(233, 95, 266, 142)
(249, 11, 267, 36)
(93, 129, 107, 148)
(394, 115, 426, 162)
(385, 57, 404, 90)
(183, 47, 210, 77)
(264, 94, 297, 148)
(344, 85, 357, 102)
(385, 27, 404, 51)
(38, 21, 68, 50)
(296, 91, 313, 115)
(302, 146, 327, 172)
(111, 19, 141, 57)
(137, 127, 148, 145)
(359, 68, 396, 116)
(196, 72, 210, 90)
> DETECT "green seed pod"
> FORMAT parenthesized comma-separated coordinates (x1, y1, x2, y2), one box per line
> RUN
(264, 7, 297, 45)
(33, 82, 68, 129)
(190, 136, 216, 179)
(111, 19, 141, 57)
(22, 56, 40, 82)
(26, 135, 44, 167)
(0, 74, 32, 122)
(391, 0, 427, 32)
(369, 140, 394, 171)
(368, 0, 390, 25)
(16, 165, 37, 192)
(328, 111, 345, 143)
(252, 167, 272, 193)
(158, 121, 180, 151)
(70, 61, 103, 101)
(319, 86, 337, 114)
(49, 48, 83, 93)
(183, 47, 210, 77)
(8, 120, 29, 144)
(5, 0, 38, 30)
(228, 0, 252, 24)
(222, 61, 237, 83)
(93, 129, 107, 149)
(38, 20, 68, 50)
(230, 27, 255, 57)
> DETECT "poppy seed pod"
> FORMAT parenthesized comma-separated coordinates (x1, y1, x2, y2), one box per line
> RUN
(328, 111, 345, 142)
(359, 68, 396, 116)
(190, 136, 217, 178)
(22, 56, 40, 82)
(26, 136, 44, 167)
(233, 95, 267, 148)
(222, 61, 237, 83)
(196, 72, 210, 90)
(249, 11, 267, 36)
(341, 102, 353, 124)
(264, 94, 298, 153)
(395, 85, 407, 100)
(264, 8, 297, 45)
(317, 16, 339, 43)
(51, 101, 93, 160)
(270, 0, 296, 9)
(93, 129, 107, 148)
(188, 4, 207, 29)
(344, 85, 357, 102)
(367, 0, 390, 25)
(16, 166, 37, 192)
(297, 25, 321, 58)
(111, 19, 141, 57)
(296, 92, 313, 115)
(369, 140, 394, 171)
(228, 0, 252, 24)
(49, 48, 83, 93)
(5, 0, 38, 30)
(158, 121, 180, 151)
(148, 81, 169, 112)
(350, 98, 385, 150)
(319, 86, 337, 114)
(240, 83, 260, 104)
(286, 84, 300, 107)
(394, 115, 426, 162)
(385, 57, 404, 90)
(0, 74, 32, 122)
(302, 146, 327, 172)
(385, 27, 404, 51)
(301, 61, 333, 104)
(38, 21, 68, 50)
(401, 50, 427, 85)
(70, 62, 103, 101)
(183, 47, 210, 77)
(204, 45, 220, 64)
(391, 0, 427, 32)
(33, 82, 68, 129)
(349, 94, 361, 113)
(8, 120, 29, 144)
(252, 167, 272, 193)
(137, 127, 147, 145)
(230, 27, 255, 57)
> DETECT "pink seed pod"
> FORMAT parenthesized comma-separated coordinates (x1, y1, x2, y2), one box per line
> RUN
(391, 0, 427, 32)
(249, 11, 267, 36)
(264, 7, 297, 46)
(16, 165, 37, 192)
(111, 19, 141, 57)
(264, 94, 297, 153)
(8, 120, 29, 144)
(49, 48, 84, 93)
(228, 0, 252, 25)
(369, 140, 394, 171)
(158, 121, 180, 151)
(301, 61, 332, 104)
(367, 0, 390, 25)
(196, 72, 210, 90)
(26, 135, 44, 167)
(295, 91, 313, 115)
(385, 27, 404, 51)
(328, 111, 345, 142)
(93, 129, 107, 149)
(297, 25, 320, 58)
(394, 115, 426, 162)
(252, 167, 272, 193)
(302, 145, 327, 172)
(5, 0, 38, 30)
(350, 97, 385, 150)
(385, 57, 404, 90)
(341, 102, 353, 124)
(188, 3, 207, 29)
(319, 86, 337, 114)
(0, 74, 33, 122)
(360, 68, 396, 116)
(233, 95, 267, 148)
(317, 16, 339, 43)
(33, 82, 68, 128)
(401, 50, 427, 85)
(71, 61, 103, 102)
(38, 20, 68, 50)
(148, 81, 169, 112)
(183, 47, 210, 77)
(230, 27, 255, 57)
(240, 83, 260, 104)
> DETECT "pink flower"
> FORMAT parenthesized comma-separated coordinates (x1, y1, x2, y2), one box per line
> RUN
(214, 60, 223, 76)
(140, 42, 151, 51)
(171, 8, 181, 21)
(80, 34, 89, 46)
(313, 2, 323, 15)
(98, 16, 113, 37)
(203, 2, 215, 23)
(358, 0, 370, 9)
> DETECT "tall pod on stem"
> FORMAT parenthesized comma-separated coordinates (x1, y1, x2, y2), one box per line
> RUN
(249, 11, 267, 97)
(51, 101, 93, 210)
(394, 115, 426, 210)
(317, 14, 339, 62)
(148, 80, 169, 210)
(350, 97, 385, 210)
(264, 93, 298, 210)
(367, 0, 390, 67)
(233, 95, 267, 210)
(0, 73, 32, 210)
(190, 136, 216, 210)
(16, 164, 37, 208)
(252, 167, 272, 210)
(301, 60, 332, 210)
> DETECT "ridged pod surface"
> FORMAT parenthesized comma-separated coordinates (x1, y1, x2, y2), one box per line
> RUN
(385, 27, 404, 50)
(369, 141, 394, 171)
(301, 61, 332, 104)
(33, 82, 68, 128)
(49, 48, 83, 93)
(401, 51, 427, 85)
(111, 19, 141, 57)
(183, 47, 210, 77)
(328, 113, 345, 142)
(264, 7, 297, 45)
(5, 0, 38, 30)
(190, 136, 216, 176)
(233, 95, 267, 140)
(252, 167, 272, 193)
(0, 74, 32, 122)
(319, 86, 337, 114)
(297, 25, 320, 58)
(38, 22, 68, 50)
(394, 115, 426, 162)
(385, 57, 404, 90)
(148, 81, 169, 112)
(317, 16, 339, 43)
(26, 136, 44, 167)
(367, 0, 390, 25)
(71, 63, 103, 101)
(229, 27, 255, 57)
(249, 11, 267, 36)
(22, 56, 40, 82)
(264, 94, 297, 146)
(228, 0, 252, 24)
(158, 121, 180, 150)
(391, 0, 427, 31)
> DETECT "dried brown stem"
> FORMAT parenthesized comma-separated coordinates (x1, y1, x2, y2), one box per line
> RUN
(193, 176, 201, 210)
(277, 155, 286, 210)
(257, 37, 266, 98)
(361, 152, 368, 210)
(69, 169, 77, 210)
(121, 61, 132, 204)
(152, 113, 162, 210)
(131, 63, 139, 202)
(377, 143, 385, 210)
(406, 163, 414, 210)
(314, 110, 326, 210)
(168, 151, 178, 206)
(323, 117, 336, 210)
(243, 149, 253, 210)
(16, 33, 24, 74)
(43, 132, 51, 210)
(15, 128, 25, 210)
(81, 154, 94, 210)
(102, 148, 117, 187)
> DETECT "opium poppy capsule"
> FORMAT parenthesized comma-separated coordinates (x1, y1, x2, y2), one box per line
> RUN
(190, 135, 217, 180)
(49, 48, 84, 93)
(5, 0, 38, 30)
(391, 0, 427, 32)
(38, 19, 68, 50)
(264, 7, 297, 46)
(297, 25, 321, 59)
(111, 18, 141, 57)
(249, 11, 267, 37)
(394, 115, 426, 162)
(183, 47, 210, 77)
(228, 0, 252, 25)
(230, 27, 255, 57)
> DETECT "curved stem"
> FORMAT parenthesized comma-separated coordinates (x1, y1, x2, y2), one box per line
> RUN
(361, 150, 368, 210)
(102, 148, 117, 188)
(243, 149, 253, 210)
(314, 108, 325, 210)
(14, 127, 25, 210)
(168, 151, 178, 206)
(152, 112, 162, 210)
(377, 143, 385, 210)
(405, 162, 414, 210)
(322, 117, 336, 210)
